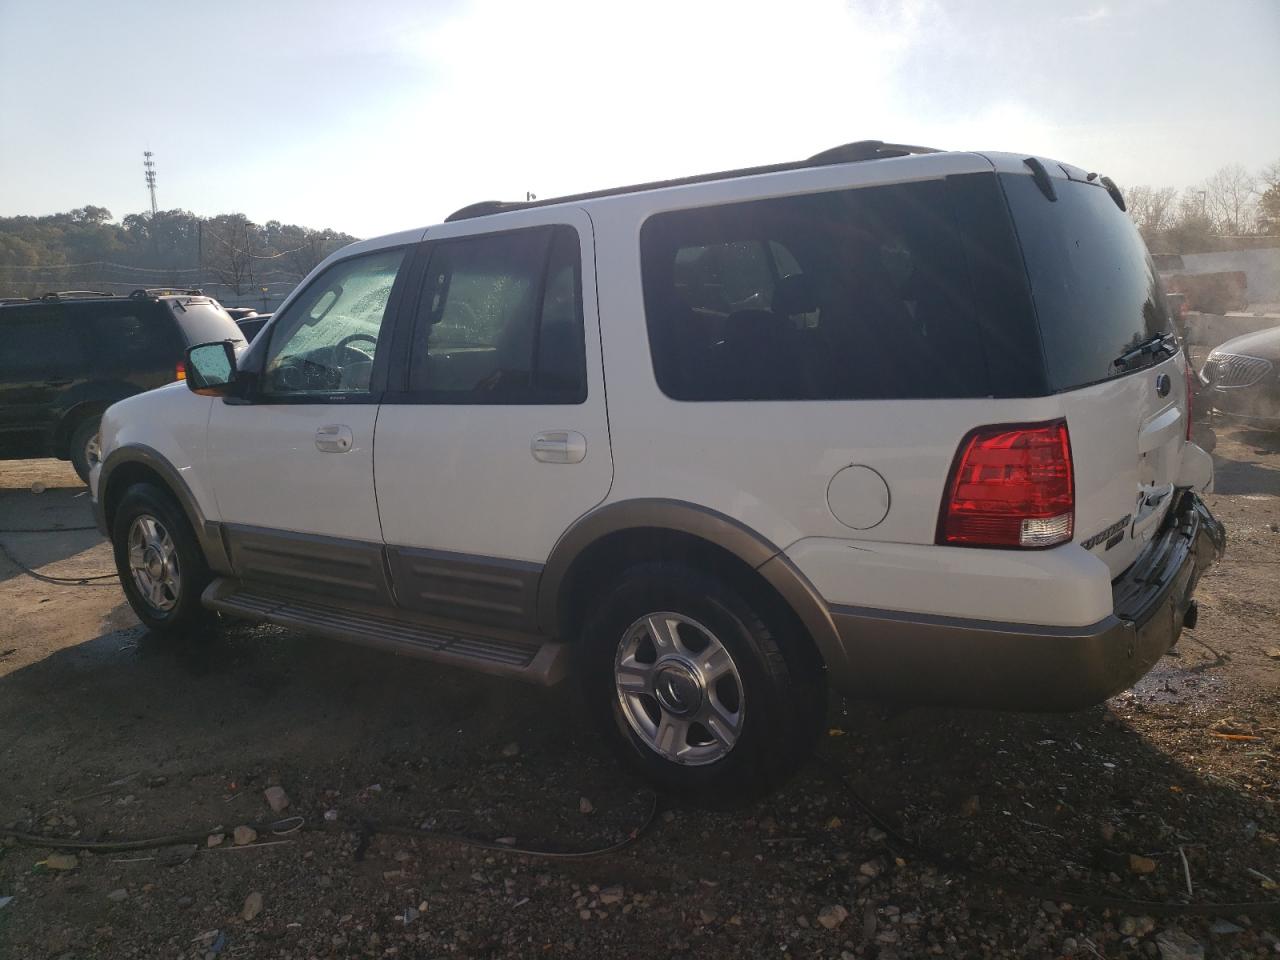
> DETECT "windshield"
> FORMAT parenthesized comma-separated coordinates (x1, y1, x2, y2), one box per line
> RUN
(1001, 174, 1172, 391)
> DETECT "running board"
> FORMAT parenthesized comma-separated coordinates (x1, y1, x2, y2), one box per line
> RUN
(202, 578, 568, 685)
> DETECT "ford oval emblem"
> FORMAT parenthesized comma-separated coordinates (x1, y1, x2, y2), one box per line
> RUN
(1155, 373, 1171, 397)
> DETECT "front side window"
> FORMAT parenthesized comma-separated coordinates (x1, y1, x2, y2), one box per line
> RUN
(408, 225, 586, 403)
(641, 180, 989, 401)
(0, 309, 86, 377)
(262, 248, 406, 397)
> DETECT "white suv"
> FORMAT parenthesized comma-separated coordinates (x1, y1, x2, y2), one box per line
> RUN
(92, 141, 1224, 798)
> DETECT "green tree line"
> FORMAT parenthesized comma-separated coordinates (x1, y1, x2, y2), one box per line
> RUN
(0, 207, 357, 304)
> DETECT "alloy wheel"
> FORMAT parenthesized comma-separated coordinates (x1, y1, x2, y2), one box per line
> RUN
(127, 514, 181, 613)
(614, 611, 745, 766)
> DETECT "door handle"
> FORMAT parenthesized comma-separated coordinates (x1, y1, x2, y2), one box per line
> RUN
(315, 424, 354, 453)
(531, 430, 587, 464)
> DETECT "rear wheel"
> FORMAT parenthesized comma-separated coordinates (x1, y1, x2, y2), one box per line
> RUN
(68, 417, 101, 485)
(579, 562, 823, 801)
(111, 483, 214, 634)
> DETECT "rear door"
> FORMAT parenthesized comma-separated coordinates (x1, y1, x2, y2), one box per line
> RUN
(373, 210, 613, 629)
(999, 168, 1189, 576)
(82, 301, 184, 391)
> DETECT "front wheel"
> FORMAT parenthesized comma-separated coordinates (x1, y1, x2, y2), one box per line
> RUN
(579, 562, 824, 801)
(111, 483, 214, 634)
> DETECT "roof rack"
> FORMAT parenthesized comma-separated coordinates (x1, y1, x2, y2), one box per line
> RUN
(38, 290, 115, 301)
(128, 287, 205, 299)
(445, 140, 942, 222)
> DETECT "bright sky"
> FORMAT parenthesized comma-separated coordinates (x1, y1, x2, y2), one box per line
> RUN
(1, 0, 1277, 239)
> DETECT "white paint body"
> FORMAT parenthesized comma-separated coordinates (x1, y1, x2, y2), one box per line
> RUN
(95, 150, 1214, 630)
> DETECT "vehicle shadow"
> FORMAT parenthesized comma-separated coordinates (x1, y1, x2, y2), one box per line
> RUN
(1210, 424, 1280, 497)
(0, 483, 107, 586)
(0, 618, 1274, 955)
(1210, 455, 1280, 497)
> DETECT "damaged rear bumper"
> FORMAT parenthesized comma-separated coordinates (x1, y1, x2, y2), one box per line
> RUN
(829, 490, 1225, 710)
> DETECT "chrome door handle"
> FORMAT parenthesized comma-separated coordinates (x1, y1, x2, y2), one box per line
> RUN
(531, 430, 587, 464)
(315, 424, 353, 453)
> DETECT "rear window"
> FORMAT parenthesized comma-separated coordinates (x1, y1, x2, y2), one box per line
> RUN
(641, 180, 992, 401)
(167, 299, 247, 347)
(1000, 174, 1171, 391)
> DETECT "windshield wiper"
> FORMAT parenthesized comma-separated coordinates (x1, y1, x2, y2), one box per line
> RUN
(1113, 331, 1178, 371)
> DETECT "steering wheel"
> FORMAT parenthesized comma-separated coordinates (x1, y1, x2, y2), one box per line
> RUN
(336, 332, 377, 355)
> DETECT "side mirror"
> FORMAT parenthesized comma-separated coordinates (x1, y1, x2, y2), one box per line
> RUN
(185, 341, 240, 396)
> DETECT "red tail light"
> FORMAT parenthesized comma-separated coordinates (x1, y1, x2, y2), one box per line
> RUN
(175, 361, 186, 382)
(938, 419, 1074, 549)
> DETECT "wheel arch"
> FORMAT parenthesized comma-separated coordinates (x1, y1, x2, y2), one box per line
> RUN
(98, 445, 233, 574)
(52, 400, 109, 458)
(538, 499, 846, 677)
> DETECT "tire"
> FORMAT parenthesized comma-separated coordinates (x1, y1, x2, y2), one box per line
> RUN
(110, 482, 214, 634)
(68, 417, 101, 486)
(578, 562, 824, 802)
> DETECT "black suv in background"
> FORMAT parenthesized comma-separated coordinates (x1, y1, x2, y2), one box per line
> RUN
(0, 289, 245, 482)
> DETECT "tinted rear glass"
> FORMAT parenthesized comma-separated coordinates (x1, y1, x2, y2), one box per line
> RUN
(641, 179, 991, 401)
(168, 299, 246, 347)
(1000, 174, 1171, 391)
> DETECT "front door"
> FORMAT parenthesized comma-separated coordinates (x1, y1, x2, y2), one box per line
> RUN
(0, 306, 84, 458)
(205, 245, 412, 603)
(373, 211, 613, 629)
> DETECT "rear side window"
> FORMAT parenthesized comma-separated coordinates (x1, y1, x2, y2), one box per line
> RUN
(1000, 174, 1171, 391)
(407, 225, 587, 403)
(79, 303, 179, 370)
(641, 180, 990, 401)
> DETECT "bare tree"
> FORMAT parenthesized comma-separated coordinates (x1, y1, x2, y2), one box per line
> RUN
(1259, 159, 1280, 233)
(203, 214, 257, 295)
(284, 228, 340, 278)
(1200, 164, 1259, 235)
(1125, 185, 1179, 236)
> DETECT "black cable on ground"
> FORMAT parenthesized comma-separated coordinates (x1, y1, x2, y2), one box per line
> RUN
(0, 525, 99, 533)
(0, 538, 118, 585)
(815, 755, 1280, 918)
(0, 792, 660, 862)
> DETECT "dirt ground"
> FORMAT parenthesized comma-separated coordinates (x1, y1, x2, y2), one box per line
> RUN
(0, 425, 1277, 960)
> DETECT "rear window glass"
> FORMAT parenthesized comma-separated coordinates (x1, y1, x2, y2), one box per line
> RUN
(640, 180, 990, 401)
(168, 299, 246, 347)
(1000, 174, 1171, 391)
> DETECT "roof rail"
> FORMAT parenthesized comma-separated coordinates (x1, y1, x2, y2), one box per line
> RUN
(445, 139, 943, 222)
(129, 287, 205, 299)
(38, 290, 115, 301)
